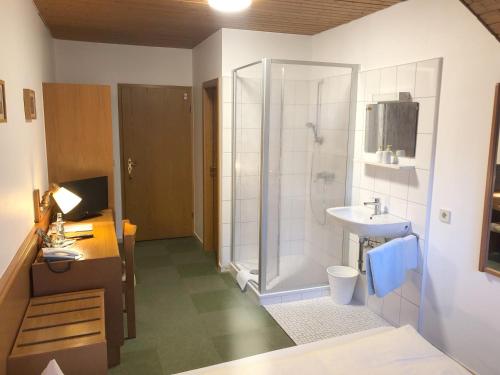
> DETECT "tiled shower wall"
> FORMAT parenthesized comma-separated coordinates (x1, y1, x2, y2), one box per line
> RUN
(304, 74, 352, 270)
(349, 58, 442, 329)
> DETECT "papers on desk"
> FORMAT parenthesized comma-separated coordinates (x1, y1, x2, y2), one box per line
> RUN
(65, 223, 93, 232)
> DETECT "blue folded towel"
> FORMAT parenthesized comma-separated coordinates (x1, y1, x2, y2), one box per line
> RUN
(366, 235, 418, 298)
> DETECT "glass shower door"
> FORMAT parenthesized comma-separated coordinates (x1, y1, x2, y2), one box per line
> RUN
(232, 62, 263, 279)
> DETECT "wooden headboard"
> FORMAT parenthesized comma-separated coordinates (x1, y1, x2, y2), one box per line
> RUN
(0, 206, 52, 375)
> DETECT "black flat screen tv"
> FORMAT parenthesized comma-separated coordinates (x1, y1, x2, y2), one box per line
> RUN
(59, 176, 108, 221)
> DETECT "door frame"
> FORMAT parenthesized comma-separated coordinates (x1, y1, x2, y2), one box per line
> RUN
(118, 83, 194, 236)
(202, 79, 220, 262)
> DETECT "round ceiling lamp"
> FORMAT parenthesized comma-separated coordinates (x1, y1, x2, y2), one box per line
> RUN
(208, 0, 252, 12)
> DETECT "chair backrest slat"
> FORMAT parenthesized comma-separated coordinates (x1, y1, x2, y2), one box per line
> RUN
(122, 220, 137, 287)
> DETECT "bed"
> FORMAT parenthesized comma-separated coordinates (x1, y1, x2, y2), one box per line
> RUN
(177, 325, 470, 374)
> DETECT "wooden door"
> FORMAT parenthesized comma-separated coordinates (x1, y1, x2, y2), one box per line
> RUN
(202, 80, 219, 260)
(43, 83, 114, 208)
(119, 84, 193, 241)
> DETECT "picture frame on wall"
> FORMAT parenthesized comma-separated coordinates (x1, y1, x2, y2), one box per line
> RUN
(0, 80, 6, 123)
(23, 89, 37, 121)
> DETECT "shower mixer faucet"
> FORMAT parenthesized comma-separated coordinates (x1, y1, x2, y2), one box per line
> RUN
(315, 171, 335, 183)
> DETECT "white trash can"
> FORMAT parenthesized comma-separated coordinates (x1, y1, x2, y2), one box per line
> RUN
(327, 266, 359, 305)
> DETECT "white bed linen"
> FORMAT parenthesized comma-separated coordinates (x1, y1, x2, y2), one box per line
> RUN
(177, 325, 469, 375)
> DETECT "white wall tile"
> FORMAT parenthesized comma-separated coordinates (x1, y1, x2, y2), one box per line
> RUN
(416, 97, 435, 134)
(365, 69, 381, 101)
(400, 299, 419, 330)
(408, 169, 430, 205)
(223, 127, 232, 153)
(294, 105, 309, 128)
(222, 176, 232, 201)
(407, 202, 427, 237)
(382, 291, 401, 326)
(241, 129, 261, 153)
(415, 133, 433, 170)
(356, 102, 367, 131)
(222, 153, 232, 177)
(396, 63, 416, 98)
(367, 294, 383, 315)
(379, 66, 397, 94)
(402, 270, 422, 306)
(360, 164, 376, 190)
(222, 201, 231, 224)
(284, 80, 296, 105)
(241, 78, 261, 104)
(415, 59, 440, 98)
(357, 72, 366, 102)
(222, 223, 231, 247)
(389, 196, 408, 218)
(295, 80, 310, 105)
(374, 168, 391, 195)
(241, 103, 261, 129)
(222, 102, 232, 130)
(390, 169, 409, 200)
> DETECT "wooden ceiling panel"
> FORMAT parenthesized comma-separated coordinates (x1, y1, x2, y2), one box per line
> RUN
(33, 0, 403, 48)
(461, 0, 500, 42)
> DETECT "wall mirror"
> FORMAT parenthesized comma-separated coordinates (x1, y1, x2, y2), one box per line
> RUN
(365, 95, 419, 157)
(480, 83, 500, 277)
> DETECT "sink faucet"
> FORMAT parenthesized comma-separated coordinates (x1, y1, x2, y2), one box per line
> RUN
(364, 197, 381, 216)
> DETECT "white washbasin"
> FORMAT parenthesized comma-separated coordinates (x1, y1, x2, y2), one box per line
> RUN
(326, 206, 410, 238)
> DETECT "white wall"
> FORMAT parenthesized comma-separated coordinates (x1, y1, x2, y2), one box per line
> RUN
(221, 29, 311, 76)
(312, 0, 500, 373)
(0, 0, 54, 276)
(53, 40, 193, 235)
(192, 30, 223, 241)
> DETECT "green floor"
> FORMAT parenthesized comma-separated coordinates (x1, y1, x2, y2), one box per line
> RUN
(109, 237, 295, 375)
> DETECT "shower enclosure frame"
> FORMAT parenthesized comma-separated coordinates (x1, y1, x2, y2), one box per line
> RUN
(231, 58, 360, 296)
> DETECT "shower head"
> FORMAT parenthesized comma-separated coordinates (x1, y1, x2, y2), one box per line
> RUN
(305, 122, 323, 145)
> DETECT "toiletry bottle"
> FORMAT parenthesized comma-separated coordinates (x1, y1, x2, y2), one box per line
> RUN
(383, 145, 392, 164)
(392, 152, 398, 164)
(376, 146, 383, 163)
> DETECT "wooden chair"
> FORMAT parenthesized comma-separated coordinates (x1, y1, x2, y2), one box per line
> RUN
(122, 219, 137, 339)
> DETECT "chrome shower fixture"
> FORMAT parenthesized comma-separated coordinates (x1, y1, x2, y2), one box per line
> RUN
(305, 122, 324, 144)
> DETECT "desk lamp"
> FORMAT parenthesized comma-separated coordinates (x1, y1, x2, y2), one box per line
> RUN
(52, 185, 82, 215)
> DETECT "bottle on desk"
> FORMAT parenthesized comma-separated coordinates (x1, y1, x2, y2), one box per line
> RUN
(53, 212, 65, 246)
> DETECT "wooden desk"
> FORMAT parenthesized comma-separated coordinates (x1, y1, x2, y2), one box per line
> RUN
(31, 210, 123, 367)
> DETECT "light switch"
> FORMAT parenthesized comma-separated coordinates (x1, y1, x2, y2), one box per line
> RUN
(439, 209, 451, 224)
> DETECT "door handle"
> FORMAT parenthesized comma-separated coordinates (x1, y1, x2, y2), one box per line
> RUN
(127, 157, 137, 179)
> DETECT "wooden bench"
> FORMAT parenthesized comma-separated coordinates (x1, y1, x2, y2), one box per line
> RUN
(7, 289, 107, 375)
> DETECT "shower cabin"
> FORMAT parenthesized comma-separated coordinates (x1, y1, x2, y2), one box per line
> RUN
(231, 58, 359, 300)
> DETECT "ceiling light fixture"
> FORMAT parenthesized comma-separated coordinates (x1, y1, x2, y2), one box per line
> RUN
(208, 0, 252, 12)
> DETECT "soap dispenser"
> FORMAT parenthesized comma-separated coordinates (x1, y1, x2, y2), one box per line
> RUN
(383, 145, 392, 164)
(376, 145, 383, 163)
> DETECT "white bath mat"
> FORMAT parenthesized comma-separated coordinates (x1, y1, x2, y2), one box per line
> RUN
(265, 297, 391, 345)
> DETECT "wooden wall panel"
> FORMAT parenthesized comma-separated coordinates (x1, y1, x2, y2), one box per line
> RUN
(0, 206, 52, 375)
(43, 83, 114, 209)
(461, 0, 500, 42)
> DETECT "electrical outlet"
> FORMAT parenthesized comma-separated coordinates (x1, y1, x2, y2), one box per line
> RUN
(439, 209, 451, 224)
